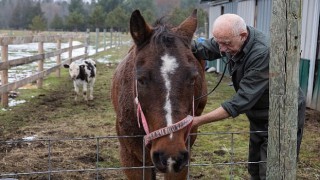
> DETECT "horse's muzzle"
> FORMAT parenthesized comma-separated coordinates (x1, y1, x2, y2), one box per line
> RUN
(152, 150, 189, 173)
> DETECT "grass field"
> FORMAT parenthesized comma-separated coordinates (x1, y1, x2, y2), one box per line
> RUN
(0, 36, 319, 179)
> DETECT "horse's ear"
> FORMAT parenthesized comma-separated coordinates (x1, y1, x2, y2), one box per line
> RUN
(173, 9, 197, 42)
(130, 10, 153, 47)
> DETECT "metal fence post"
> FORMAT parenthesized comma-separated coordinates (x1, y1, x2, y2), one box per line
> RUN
(96, 137, 100, 180)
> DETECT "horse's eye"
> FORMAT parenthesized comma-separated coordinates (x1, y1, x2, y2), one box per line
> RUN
(190, 78, 196, 86)
(189, 71, 199, 86)
(137, 78, 147, 86)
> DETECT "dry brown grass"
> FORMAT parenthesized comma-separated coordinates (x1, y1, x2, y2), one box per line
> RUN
(0, 44, 319, 179)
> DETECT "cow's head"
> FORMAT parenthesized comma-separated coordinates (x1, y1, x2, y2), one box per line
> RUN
(64, 62, 82, 80)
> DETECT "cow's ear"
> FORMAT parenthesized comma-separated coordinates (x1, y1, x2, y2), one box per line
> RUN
(63, 64, 70, 68)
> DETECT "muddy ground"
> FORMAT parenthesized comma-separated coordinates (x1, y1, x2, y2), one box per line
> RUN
(0, 62, 319, 179)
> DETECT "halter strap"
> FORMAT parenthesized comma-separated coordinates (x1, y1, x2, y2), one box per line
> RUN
(135, 80, 194, 147)
(135, 97, 149, 134)
(144, 115, 193, 146)
(135, 80, 149, 134)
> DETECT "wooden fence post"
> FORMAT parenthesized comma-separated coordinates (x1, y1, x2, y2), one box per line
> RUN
(118, 33, 121, 46)
(56, 38, 61, 77)
(68, 38, 73, 64)
(103, 29, 106, 51)
(37, 42, 44, 88)
(110, 28, 113, 48)
(267, 0, 301, 179)
(1, 45, 9, 107)
(85, 29, 90, 56)
(95, 28, 99, 53)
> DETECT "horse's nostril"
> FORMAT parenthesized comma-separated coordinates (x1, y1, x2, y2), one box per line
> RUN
(181, 151, 189, 161)
(174, 150, 189, 172)
(152, 151, 167, 172)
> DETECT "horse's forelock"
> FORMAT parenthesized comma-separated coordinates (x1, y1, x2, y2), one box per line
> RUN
(149, 19, 190, 49)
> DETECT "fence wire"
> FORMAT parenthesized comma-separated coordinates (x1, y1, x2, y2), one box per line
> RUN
(0, 131, 267, 180)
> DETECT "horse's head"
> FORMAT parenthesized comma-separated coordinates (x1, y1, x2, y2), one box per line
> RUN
(130, 9, 206, 173)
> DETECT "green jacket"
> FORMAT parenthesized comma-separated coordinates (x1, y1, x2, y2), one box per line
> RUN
(193, 26, 301, 121)
(193, 26, 269, 118)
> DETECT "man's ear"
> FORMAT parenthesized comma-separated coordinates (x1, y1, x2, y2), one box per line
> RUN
(240, 31, 248, 41)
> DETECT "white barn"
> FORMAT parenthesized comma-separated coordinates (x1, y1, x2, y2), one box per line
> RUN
(200, 0, 320, 111)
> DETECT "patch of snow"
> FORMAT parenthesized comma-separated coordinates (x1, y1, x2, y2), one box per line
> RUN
(96, 55, 111, 64)
(22, 135, 38, 141)
(8, 99, 26, 107)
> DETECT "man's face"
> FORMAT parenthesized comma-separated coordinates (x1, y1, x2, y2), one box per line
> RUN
(212, 30, 245, 56)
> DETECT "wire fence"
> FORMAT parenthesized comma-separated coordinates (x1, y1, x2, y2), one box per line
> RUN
(0, 131, 267, 180)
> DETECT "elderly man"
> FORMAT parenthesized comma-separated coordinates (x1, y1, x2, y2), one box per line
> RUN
(192, 14, 306, 180)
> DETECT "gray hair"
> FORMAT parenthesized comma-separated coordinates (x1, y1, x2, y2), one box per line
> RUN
(212, 14, 247, 36)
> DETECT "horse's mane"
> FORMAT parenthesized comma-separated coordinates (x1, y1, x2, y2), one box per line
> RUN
(150, 17, 190, 49)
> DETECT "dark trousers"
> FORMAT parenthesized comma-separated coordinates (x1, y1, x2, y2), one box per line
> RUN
(247, 96, 306, 180)
(247, 118, 268, 180)
(248, 126, 305, 180)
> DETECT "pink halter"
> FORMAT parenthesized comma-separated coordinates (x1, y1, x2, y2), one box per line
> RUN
(135, 80, 194, 146)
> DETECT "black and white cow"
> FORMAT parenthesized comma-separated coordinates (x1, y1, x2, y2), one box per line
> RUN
(64, 59, 96, 101)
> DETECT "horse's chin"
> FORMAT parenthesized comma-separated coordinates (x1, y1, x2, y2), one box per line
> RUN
(155, 166, 168, 173)
(155, 161, 187, 174)
(155, 165, 185, 174)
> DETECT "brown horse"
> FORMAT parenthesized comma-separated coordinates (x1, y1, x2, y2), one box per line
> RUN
(111, 9, 207, 180)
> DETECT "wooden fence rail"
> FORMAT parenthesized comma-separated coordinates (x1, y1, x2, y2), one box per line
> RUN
(0, 33, 89, 107)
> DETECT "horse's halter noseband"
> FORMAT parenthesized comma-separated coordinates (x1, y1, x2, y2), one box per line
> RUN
(135, 80, 194, 147)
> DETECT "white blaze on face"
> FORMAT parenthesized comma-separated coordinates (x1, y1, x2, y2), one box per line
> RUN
(167, 157, 176, 172)
(160, 54, 178, 138)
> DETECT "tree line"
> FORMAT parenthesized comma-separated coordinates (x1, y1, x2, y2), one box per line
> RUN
(0, 0, 208, 33)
